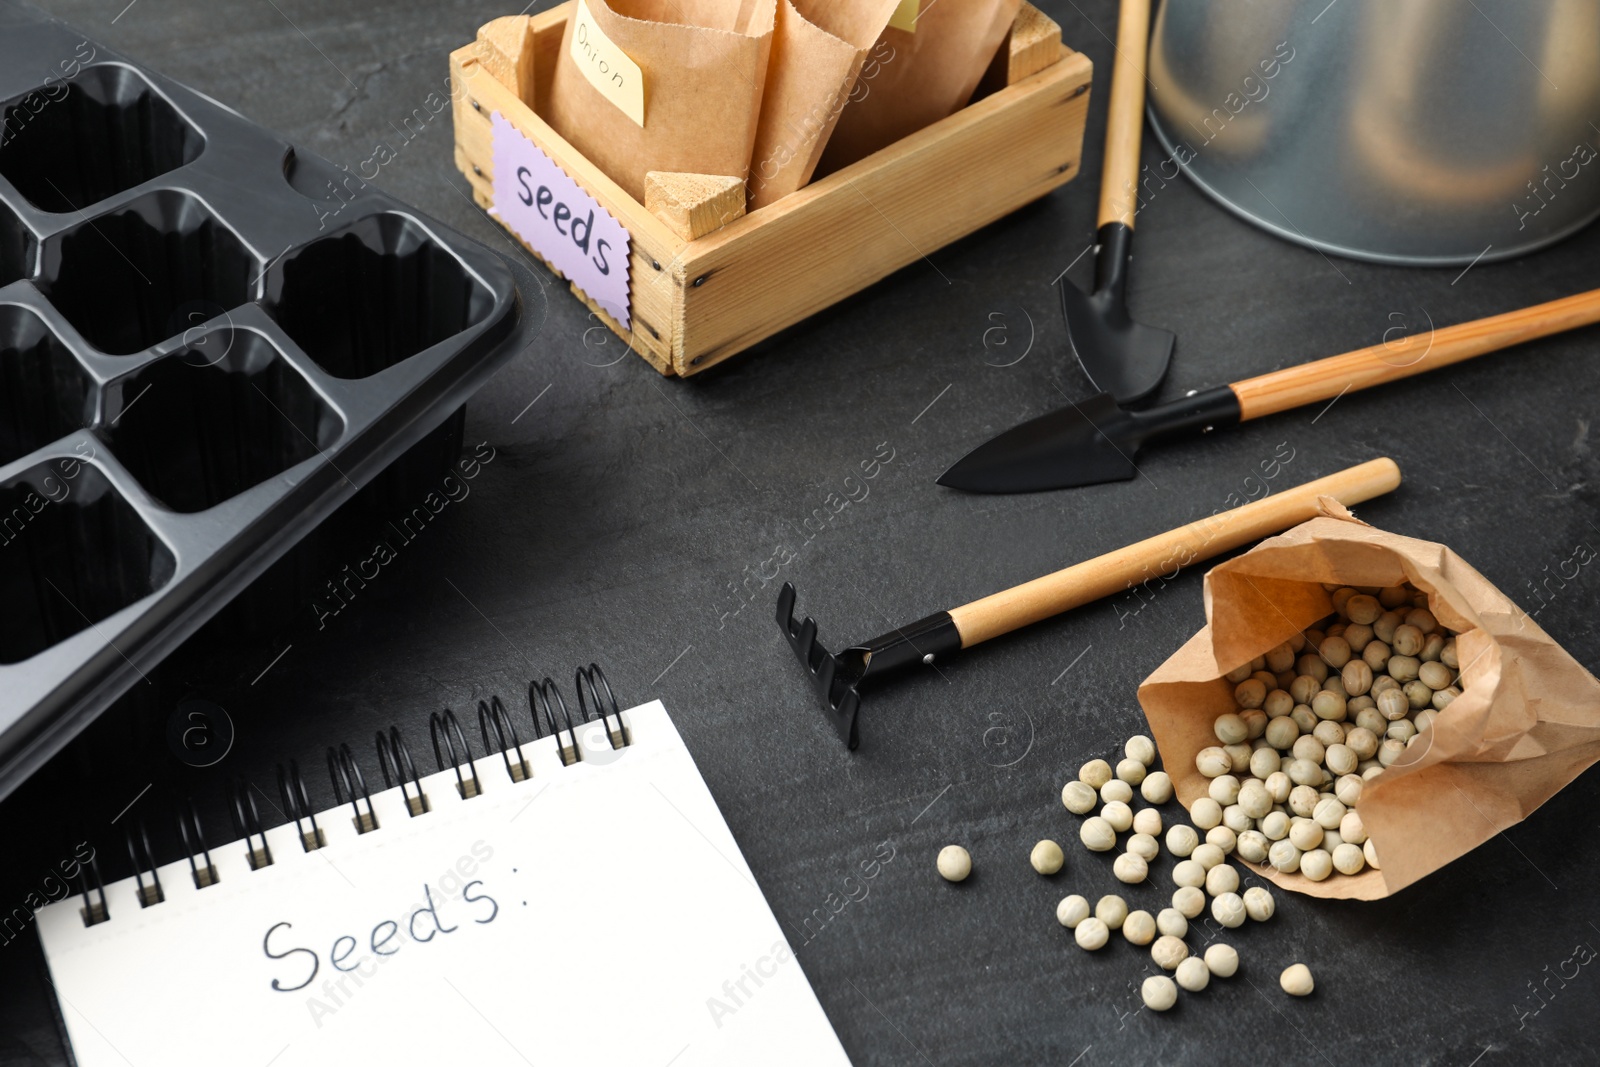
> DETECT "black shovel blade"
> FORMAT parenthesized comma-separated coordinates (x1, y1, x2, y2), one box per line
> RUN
(937, 392, 1138, 492)
(937, 387, 1243, 494)
(1063, 223, 1175, 406)
(1062, 282, 1176, 406)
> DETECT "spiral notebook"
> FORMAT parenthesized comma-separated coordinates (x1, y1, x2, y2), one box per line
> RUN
(36, 685, 848, 1066)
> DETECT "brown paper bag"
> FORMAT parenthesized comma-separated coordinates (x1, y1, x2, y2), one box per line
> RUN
(747, 0, 903, 208)
(815, 0, 1023, 175)
(1138, 500, 1600, 900)
(544, 0, 777, 203)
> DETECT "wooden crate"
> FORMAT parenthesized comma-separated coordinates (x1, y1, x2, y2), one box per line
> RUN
(451, 2, 1092, 377)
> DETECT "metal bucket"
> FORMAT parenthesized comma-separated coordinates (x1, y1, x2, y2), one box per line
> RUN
(1145, 0, 1600, 265)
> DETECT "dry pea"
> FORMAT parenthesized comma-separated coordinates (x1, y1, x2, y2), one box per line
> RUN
(1300, 848, 1333, 882)
(1080, 817, 1117, 852)
(1175, 955, 1211, 992)
(1030, 840, 1065, 875)
(1132, 808, 1164, 837)
(1243, 886, 1275, 922)
(1156, 906, 1189, 938)
(1061, 780, 1098, 814)
(1126, 734, 1157, 766)
(1152, 935, 1189, 970)
(1116, 757, 1147, 786)
(1280, 963, 1315, 996)
(1172, 859, 1206, 889)
(1080, 759, 1113, 789)
(1205, 863, 1240, 898)
(1113, 853, 1149, 884)
(1142, 974, 1179, 1011)
(1166, 825, 1199, 857)
(1127, 833, 1161, 863)
(1074, 916, 1110, 951)
(1056, 894, 1090, 928)
(1204, 943, 1239, 978)
(1191, 843, 1226, 871)
(1141, 771, 1175, 804)
(1211, 892, 1247, 928)
(1171, 886, 1207, 920)
(1123, 910, 1156, 946)
(1190, 798, 1224, 830)
(1332, 842, 1366, 875)
(1100, 779, 1134, 805)
(1096, 894, 1129, 930)
(1101, 801, 1134, 833)
(937, 845, 971, 882)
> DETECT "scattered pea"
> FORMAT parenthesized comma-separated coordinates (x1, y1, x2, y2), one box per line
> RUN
(1166, 824, 1199, 857)
(1031, 839, 1064, 875)
(1152, 907, 1189, 940)
(1152, 935, 1189, 970)
(1204, 863, 1239, 897)
(937, 845, 972, 882)
(1126, 832, 1160, 863)
(1205, 826, 1237, 855)
(1074, 916, 1109, 950)
(1211, 892, 1246, 928)
(1142, 974, 1178, 1011)
(1190, 798, 1223, 831)
(1113, 853, 1148, 884)
(1174, 954, 1210, 992)
(1242, 886, 1275, 922)
(1191, 843, 1226, 871)
(1268, 840, 1300, 873)
(1115, 758, 1147, 788)
(1080, 759, 1114, 789)
(1101, 801, 1134, 833)
(1123, 909, 1156, 946)
(1172, 860, 1206, 889)
(1096, 894, 1129, 930)
(1204, 943, 1239, 978)
(1062, 780, 1098, 814)
(1100, 779, 1134, 805)
(1056, 894, 1090, 927)
(1171, 887, 1206, 920)
(1280, 963, 1314, 996)
(1080, 817, 1116, 852)
(1141, 771, 1175, 804)
(1131, 806, 1163, 835)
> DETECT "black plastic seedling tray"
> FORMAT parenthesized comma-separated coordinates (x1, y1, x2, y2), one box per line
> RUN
(0, 4, 522, 799)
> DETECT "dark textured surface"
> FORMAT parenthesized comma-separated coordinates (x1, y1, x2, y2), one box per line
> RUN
(3, 1, 1599, 1064)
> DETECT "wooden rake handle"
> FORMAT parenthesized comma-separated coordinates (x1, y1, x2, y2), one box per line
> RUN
(1097, 0, 1154, 229)
(1232, 286, 1600, 421)
(948, 458, 1401, 646)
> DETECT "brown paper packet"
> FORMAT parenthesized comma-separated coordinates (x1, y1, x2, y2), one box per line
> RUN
(746, 0, 902, 209)
(1138, 499, 1600, 900)
(544, 0, 777, 203)
(815, 0, 1024, 175)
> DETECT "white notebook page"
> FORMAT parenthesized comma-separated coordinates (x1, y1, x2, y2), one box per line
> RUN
(37, 701, 848, 1066)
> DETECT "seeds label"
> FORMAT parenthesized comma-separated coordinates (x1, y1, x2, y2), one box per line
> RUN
(490, 112, 633, 328)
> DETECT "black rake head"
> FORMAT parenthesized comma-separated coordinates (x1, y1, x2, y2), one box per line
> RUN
(776, 583, 862, 749)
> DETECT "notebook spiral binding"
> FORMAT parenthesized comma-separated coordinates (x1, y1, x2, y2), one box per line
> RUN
(80, 665, 627, 931)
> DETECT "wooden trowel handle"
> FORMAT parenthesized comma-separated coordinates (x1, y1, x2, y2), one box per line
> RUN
(1097, 0, 1154, 230)
(947, 458, 1401, 647)
(1231, 286, 1600, 421)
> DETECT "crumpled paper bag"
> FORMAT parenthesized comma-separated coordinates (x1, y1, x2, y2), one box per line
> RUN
(1138, 500, 1600, 900)
(544, 0, 776, 202)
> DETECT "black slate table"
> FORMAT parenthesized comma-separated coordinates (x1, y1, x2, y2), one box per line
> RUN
(4, 1, 1599, 1064)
